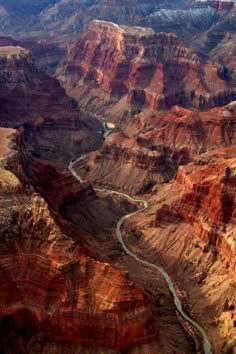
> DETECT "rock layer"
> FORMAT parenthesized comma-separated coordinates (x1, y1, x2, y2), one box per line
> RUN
(56, 20, 235, 126)
(0, 46, 79, 128)
(0, 129, 157, 353)
(75, 102, 236, 193)
(174, 146, 236, 274)
(120, 145, 236, 353)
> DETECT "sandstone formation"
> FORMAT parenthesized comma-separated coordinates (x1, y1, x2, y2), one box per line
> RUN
(74, 102, 236, 194)
(0, 0, 234, 48)
(125, 102, 236, 154)
(191, 6, 236, 83)
(0, 2, 235, 353)
(0, 46, 79, 128)
(0, 36, 66, 74)
(56, 20, 235, 126)
(175, 147, 236, 270)
(0, 46, 158, 353)
(0, 129, 159, 353)
(119, 145, 236, 353)
(74, 131, 183, 193)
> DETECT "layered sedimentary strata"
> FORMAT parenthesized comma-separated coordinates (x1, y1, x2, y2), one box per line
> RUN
(86, 0, 145, 24)
(0, 0, 235, 45)
(75, 131, 185, 193)
(0, 129, 157, 353)
(125, 102, 236, 154)
(56, 19, 235, 126)
(0, 35, 66, 74)
(174, 146, 236, 271)
(74, 102, 236, 193)
(0, 46, 78, 128)
(120, 145, 236, 353)
(190, 6, 236, 83)
(0, 46, 107, 169)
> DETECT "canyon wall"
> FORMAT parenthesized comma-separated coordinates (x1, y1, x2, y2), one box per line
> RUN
(56, 20, 235, 126)
(0, 128, 158, 353)
(76, 102, 236, 193)
(0, 46, 79, 128)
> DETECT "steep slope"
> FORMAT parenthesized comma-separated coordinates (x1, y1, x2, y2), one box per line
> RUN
(73, 102, 236, 194)
(191, 7, 236, 83)
(0, 45, 105, 167)
(0, 0, 232, 43)
(0, 36, 66, 74)
(0, 130, 158, 353)
(56, 20, 235, 126)
(121, 145, 236, 353)
(0, 46, 78, 128)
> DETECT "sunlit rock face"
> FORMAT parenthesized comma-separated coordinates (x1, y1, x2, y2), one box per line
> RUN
(124, 102, 236, 156)
(56, 20, 235, 126)
(0, 129, 157, 353)
(122, 144, 236, 353)
(72, 102, 236, 195)
(175, 147, 236, 270)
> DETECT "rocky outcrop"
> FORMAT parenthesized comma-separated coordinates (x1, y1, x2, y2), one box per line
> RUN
(0, 0, 234, 44)
(0, 195, 156, 352)
(0, 44, 104, 169)
(56, 20, 235, 126)
(73, 102, 236, 193)
(0, 46, 79, 128)
(202, 1, 236, 11)
(75, 131, 189, 193)
(125, 102, 236, 156)
(119, 144, 236, 353)
(0, 128, 158, 353)
(86, 0, 145, 24)
(190, 7, 236, 83)
(174, 146, 236, 272)
(1, 37, 66, 75)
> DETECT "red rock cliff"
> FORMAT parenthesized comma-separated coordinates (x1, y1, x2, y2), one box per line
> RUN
(0, 46, 79, 128)
(173, 146, 236, 275)
(0, 130, 157, 353)
(56, 20, 235, 126)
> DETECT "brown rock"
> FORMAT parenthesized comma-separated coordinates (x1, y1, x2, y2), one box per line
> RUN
(0, 128, 157, 353)
(56, 20, 235, 126)
(0, 46, 79, 128)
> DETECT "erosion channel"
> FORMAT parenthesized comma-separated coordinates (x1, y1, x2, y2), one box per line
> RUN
(68, 121, 212, 354)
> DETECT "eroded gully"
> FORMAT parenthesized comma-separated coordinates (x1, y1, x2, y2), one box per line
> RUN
(68, 122, 211, 354)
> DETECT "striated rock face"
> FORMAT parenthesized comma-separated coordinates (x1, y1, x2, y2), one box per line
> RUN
(0, 46, 79, 128)
(118, 143, 236, 353)
(74, 102, 236, 193)
(56, 20, 235, 126)
(190, 7, 236, 83)
(86, 0, 145, 24)
(0, 36, 67, 75)
(0, 44, 104, 169)
(0, 128, 157, 353)
(0, 0, 234, 45)
(76, 131, 187, 193)
(126, 102, 236, 156)
(0, 196, 156, 352)
(174, 146, 236, 273)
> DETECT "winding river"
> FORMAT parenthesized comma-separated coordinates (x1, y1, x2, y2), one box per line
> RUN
(68, 122, 211, 354)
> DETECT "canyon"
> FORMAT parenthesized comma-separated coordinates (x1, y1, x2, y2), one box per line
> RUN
(0, 2, 235, 354)
(56, 20, 235, 126)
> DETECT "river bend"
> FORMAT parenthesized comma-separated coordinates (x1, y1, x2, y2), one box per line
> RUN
(68, 123, 211, 354)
